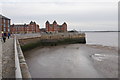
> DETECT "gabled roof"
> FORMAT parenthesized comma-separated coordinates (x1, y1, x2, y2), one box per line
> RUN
(30, 21, 36, 24)
(53, 20, 57, 24)
(63, 22, 67, 25)
(46, 21, 49, 24)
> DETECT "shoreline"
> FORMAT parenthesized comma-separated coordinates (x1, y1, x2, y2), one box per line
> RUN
(85, 44, 118, 52)
(24, 43, 118, 53)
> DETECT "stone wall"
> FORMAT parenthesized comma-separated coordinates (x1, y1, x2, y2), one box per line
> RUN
(18, 33, 86, 51)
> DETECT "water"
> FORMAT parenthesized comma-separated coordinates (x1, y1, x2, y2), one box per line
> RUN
(86, 32, 118, 47)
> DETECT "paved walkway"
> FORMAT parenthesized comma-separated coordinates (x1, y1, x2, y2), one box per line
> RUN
(2, 38, 15, 78)
(0, 38, 2, 79)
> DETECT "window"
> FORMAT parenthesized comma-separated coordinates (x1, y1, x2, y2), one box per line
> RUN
(4, 24, 6, 27)
(4, 19, 5, 23)
(8, 25, 10, 27)
(8, 20, 10, 24)
(8, 28, 10, 32)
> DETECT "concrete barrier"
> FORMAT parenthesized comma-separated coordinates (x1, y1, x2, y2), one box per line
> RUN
(14, 36, 31, 79)
(14, 36, 22, 78)
(17, 39, 31, 78)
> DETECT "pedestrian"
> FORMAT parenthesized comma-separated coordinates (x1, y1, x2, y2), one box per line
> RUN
(1, 31, 4, 42)
(2, 32, 7, 43)
(8, 32, 11, 39)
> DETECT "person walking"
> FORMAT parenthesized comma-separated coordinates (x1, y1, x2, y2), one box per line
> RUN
(8, 32, 11, 39)
(2, 32, 7, 43)
(1, 31, 3, 42)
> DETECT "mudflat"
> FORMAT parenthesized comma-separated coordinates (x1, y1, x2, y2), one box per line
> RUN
(24, 44, 118, 78)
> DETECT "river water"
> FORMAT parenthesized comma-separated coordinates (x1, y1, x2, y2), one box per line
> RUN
(86, 32, 118, 47)
(24, 32, 118, 78)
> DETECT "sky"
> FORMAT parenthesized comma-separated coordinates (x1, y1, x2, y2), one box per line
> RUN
(0, 0, 119, 31)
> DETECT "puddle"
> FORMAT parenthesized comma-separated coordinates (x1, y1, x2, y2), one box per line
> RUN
(91, 54, 109, 61)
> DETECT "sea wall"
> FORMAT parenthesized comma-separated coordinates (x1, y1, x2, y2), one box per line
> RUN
(18, 33, 86, 51)
(15, 38, 31, 78)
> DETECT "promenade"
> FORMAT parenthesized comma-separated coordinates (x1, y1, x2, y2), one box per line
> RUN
(0, 38, 2, 79)
(2, 38, 15, 78)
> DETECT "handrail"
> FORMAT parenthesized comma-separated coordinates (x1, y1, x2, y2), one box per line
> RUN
(14, 36, 22, 78)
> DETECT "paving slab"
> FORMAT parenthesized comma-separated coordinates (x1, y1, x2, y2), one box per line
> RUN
(2, 38, 15, 78)
(0, 38, 2, 79)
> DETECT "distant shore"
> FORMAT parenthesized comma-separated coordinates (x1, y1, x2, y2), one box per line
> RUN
(82, 31, 119, 32)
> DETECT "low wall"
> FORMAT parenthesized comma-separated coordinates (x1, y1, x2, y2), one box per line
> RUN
(19, 33, 86, 51)
(14, 37, 31, 78)
(17, 40, 31, 78)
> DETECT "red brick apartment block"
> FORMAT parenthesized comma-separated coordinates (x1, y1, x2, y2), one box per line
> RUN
(10, 21, 40, 34)
(46, 21, 67, 33)
(0, 15, 11, 33)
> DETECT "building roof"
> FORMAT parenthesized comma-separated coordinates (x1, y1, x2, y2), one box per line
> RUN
(11, 24, 29, 27)
(63, 22, 67, 25)
(0, 14, 10, 20)
(30, 21, 36, 24)
(46, 21, 49, 24)
(11, 21, 38, 27)
(53, 21, 57, 24)
(58, 25, 63, 28)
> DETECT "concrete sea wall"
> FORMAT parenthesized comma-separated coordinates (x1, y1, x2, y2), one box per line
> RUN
(15, 37, 31, 78)
(18, 33, 86, 51)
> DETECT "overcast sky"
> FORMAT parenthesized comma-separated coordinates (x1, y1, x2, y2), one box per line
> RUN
(0, 0, 119, 31)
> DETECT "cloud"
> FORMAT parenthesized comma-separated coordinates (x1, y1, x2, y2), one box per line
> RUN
(1, 0, 118, 31)
(0, 0, 119, 3)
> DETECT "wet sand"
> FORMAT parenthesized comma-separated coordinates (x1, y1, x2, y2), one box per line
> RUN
(24, 44, 118, 78)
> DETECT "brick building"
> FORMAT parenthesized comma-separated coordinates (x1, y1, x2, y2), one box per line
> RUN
(40, 28, 46, 32)
(0, 15, 11, 33)
(46, 21, 67, 33)
(10, 21, 40, 34)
